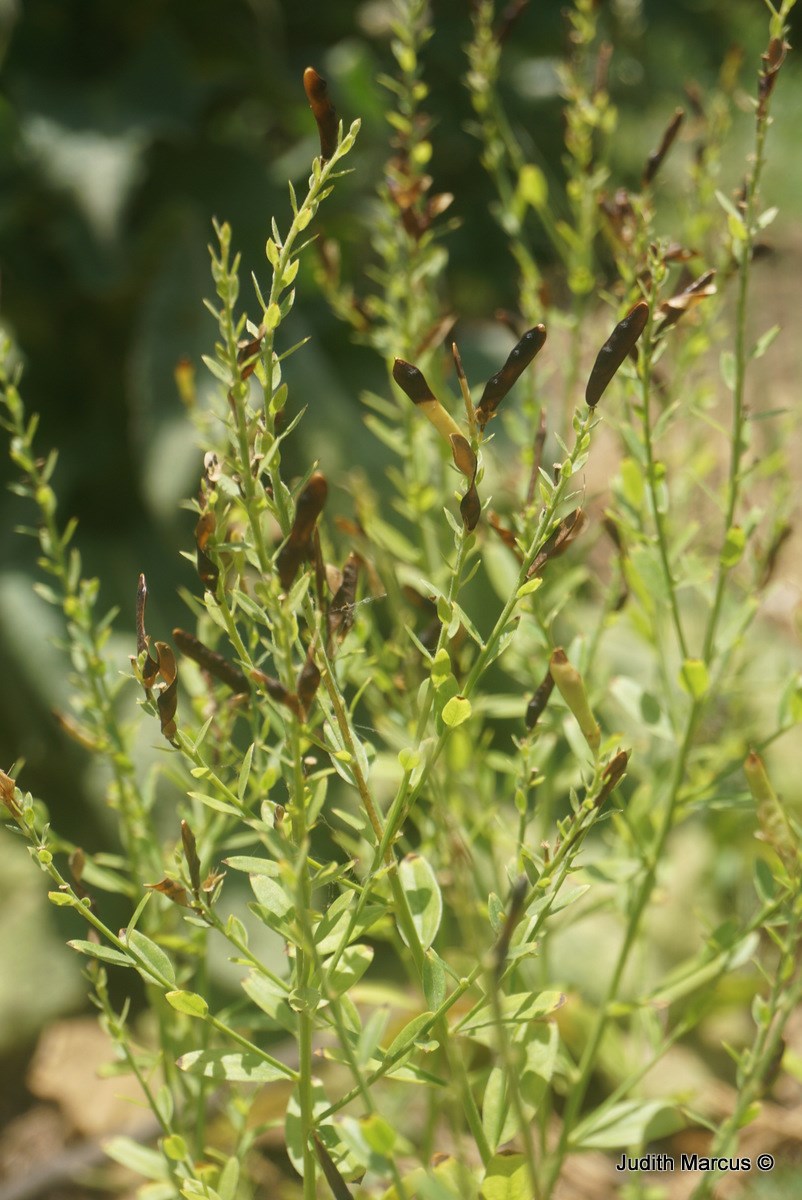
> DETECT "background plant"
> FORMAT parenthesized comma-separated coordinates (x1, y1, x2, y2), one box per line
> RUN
(2, 1, 802, 1199)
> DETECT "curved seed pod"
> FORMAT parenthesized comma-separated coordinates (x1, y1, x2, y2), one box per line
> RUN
(476, 324, 547, 430)
(528, 509, 587, 578)
(173, 628, 249, 695)
(296, 649, 321, 721)
(154, 641, 178, 742)
(526, 666, 555, 731)
(594, 749, 630, 808)
(250, 668, 302, 718)
(392, 358, 463, 442)
(328, 551, 362, 650)
(656, 269, 716, 333)
(195, 510, 219, 589)
(303, 67, 338, 161)
(585, 301, 649, 408)
(276, 471, 328, 589)
(450, 433, 481, 532)
(549, 647, 600, 754)
(642, 107, 685, 188)
(136, 573, 160, 689)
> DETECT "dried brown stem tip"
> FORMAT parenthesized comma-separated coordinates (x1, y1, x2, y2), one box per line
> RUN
(585, 301, 649, 408)
(476, 325, 547, 430)
(642, 107, 685, 188)
(276, 472, 328, 589)
(526, 666, 555, 731)
(173, 628, 249, 695)
(758, 37, 788, 119)
(303, 67, 338, 161)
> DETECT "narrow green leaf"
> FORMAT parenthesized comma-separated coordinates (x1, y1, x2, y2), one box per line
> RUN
(165, 990, 208, 1018)
(67, 940, 132, 968)
(386, 1011, 434, 1058)
(127, 929, 176, 987)
(398, 854, 442, 950)
(177, 1049, 286, 1082)
(571, 1099, 684, 1150)
(103, 1136, 169, 1181)
(238, 743, 255, 802)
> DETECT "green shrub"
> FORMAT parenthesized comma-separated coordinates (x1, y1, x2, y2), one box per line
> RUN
(2, 2, 801, 1198)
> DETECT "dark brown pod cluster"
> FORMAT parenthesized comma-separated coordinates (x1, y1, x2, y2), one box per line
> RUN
(303, 67, 338, 161)
(276, 472, 328, 589)
(476, 325, 547, 431)
(585, 301, 649, 408)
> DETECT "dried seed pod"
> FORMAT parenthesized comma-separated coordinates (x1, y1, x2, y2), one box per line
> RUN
(449, 433, 481, 532)
(476, 325, 547, 430)
(296, 649, 321, 721)
(642, 107, 685, 187)
(276, 472, 328, 589)
(595, 749, 629, 807)
(549, 647, 600, 753)
(656, 269, 716, 333)
(195, 510, 219, 589)
(392, 358, 463, 441)
(526, 666, 555, 730)
(585, 301, 649, 408)
(250, 668, 302, 718)
(0, 769, 20, 819)
(146, 878, 190, 907)
(136, 574, 160, 689)
(181, 819, 202, 894)
(154, 641, 178, 742)
(758, 37, 788, 119)
(328, 552, 362, 650)
(303, 67, 338, 161)
(528, 509, 587, 577)
(173, 628, 249, 695)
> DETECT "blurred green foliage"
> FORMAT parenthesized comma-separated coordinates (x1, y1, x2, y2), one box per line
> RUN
(0, 0, 800, 1060)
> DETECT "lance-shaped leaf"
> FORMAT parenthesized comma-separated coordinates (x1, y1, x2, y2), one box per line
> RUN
(276, 471, 328, 589)
(549, 647, 600, 754)
(476, 324, 547, 430)
(585, 301, 649, 408)
(526, 665, 555, 731)
(173, 627, 249, 695)
(304, 66, 338, 161)
(527, 508, 587, 577)
(642, 107, 685, 187)
(656, 269, 717, 333)
(195, 509, 219, 589)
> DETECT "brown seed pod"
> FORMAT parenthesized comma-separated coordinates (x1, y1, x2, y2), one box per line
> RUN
(585, 301, 649, 408)
(154, 641, 178, 742)
(656, 269, 716, 333)
(450, 433, 481, 532)
(528, 508, 587, 577)
(146, 878, 190, 907)
(296, 649, 321, 721)
(595, 749, 629, 807)
(303, 67, 338, 161)
(476, 325, 547, 430)
(526, 666, 556, 731)
(136, 573, 160, 689)
(276, 472, 328, 589)
(328, 551, 362, 650)
(642, 107, 685, 188)
(758, 37, 788, 118)
(173, 628, 249, 695)
(250, 668, 302, 719)
(195, 510, 219, 589)
(492, 874, 529, 977)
